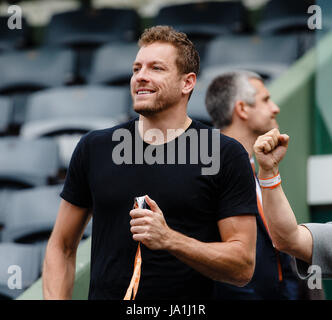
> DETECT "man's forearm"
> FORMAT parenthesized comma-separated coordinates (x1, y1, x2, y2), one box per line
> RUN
(42, 243, 76, 300)
(254, 130, 313, 263)
(259, 168, 300, 249)
(259, 167, 313, 263)
(260, 182, 313, 263)
(164, 229, 255, 287)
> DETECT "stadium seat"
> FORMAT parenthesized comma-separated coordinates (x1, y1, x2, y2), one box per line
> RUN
(257, 0, 316, 35)
(0, 96, 12, 134)
(44, 8, 140, 47)
(0, 137, 60, 188)
(0, 189, 11, 226)
(201, 35, 299, 83)
(0, 16, 30, 52)
(154, 1, 248, 64)
(187, 81, 213, 126)
(20, 85, 129, 167)
(155, 1, 247, 39)
(0, 48, 75, 125)
(88, 42, 138, 86)
(256, 0, 317, 56)
(43, 8, 140, 83)
(0, 185, 63, 244)
(0, 184, 92, 244)
(320, 1, 332, 31)
(0, 243, 41, 299)
(23, 85, 130, 124)
(0, 48, 75, 93)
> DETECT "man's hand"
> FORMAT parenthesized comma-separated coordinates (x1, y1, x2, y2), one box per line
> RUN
(253, 128, 289, 176)
(130, 195, 172, 250)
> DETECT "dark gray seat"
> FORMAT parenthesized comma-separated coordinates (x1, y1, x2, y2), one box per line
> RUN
(44, 8, 140, 47)
(202, 35, 299, 83)
(88, 42, 138, 86)
(0, 48, 75, 93)
(155, 1, 247, 38)
(20, 85, 130, 167)
(1, 185, 63, 243)
(22, 85, 130, 125)
(0, 184, 92, 245)
(0, 243, 41, 299)
(0, 48, 75, 125)
(43, 8, 140, 83)
(187, 81, 213, 126)
(0, 189, 11, 226)
(0, 16, 30, 52)
(257, 0, 316, 35)
(0, 137, 60, 188)
(0, 96, 12, 133)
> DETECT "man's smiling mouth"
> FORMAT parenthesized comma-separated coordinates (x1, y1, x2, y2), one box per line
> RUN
(136, 89, 156, 95)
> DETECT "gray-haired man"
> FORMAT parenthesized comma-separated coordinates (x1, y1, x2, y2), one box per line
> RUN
(205, 70, 299, 299)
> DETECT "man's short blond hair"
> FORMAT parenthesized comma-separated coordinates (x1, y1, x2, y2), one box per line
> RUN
(138, 25, 200, 76)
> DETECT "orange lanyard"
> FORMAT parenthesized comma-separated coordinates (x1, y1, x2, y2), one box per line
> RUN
(123, 197, 144, 300)
(123, 242, 142, 300)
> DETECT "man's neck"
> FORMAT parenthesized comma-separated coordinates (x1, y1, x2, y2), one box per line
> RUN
(221, 126, 256, 158)
(138, 105, 192, 145)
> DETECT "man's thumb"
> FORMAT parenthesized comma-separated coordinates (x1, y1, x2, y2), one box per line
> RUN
(279, 134, 290, 147)
(145, 195, 162, 214)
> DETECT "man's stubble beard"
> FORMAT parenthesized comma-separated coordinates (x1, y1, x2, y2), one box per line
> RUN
(253, 121, 279, 136)
(132, 94, 178, 117)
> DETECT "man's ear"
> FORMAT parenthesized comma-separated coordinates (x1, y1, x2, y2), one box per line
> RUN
(234, 100, 250, 120)
(182, 72, 196, 95)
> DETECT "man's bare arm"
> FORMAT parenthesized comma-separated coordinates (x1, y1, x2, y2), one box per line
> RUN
(130, 195, 257, 287)
(42, 199, 92, 299)
(165, 215, 257, 286)
(254, 129, 313, 264)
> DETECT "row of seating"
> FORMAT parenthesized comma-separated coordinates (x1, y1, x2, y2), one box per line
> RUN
(0, 226, 91, 300)
(0, 137, 93, 299)
(0, 181, 93, 300)
(0, 32, 304, 133)
(0, 183, 92, 239)
(0, 0, 322, 299)
(0, 32, 306, 90)
(0, 0, 319, 52)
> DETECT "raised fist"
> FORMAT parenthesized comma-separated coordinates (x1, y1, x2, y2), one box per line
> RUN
(253, 128, 289, 175)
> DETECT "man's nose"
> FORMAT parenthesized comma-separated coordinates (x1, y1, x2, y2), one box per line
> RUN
(135, 67, 150, 83)
(272, 101, 280, 115)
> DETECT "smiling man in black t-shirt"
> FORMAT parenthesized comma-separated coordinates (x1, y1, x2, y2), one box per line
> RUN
(42, 26, 258, 300)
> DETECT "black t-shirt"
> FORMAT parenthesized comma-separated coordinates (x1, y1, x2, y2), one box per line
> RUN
(60, 119, 258, 300)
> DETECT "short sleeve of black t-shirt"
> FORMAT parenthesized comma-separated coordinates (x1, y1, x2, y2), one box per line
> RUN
(60, 133, 92, 208)
(215, 138, 258, 220)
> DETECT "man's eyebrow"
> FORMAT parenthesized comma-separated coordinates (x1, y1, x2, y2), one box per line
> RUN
(151, 60, 167, 65)
(133, 60, 167, 67)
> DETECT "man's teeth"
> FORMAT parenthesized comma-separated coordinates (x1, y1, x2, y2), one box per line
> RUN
(138, 91, 153, 95)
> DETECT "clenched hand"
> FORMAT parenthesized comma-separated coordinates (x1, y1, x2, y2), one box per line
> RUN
(130, 195, 172, 250)
(253, 128, 290, 176)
